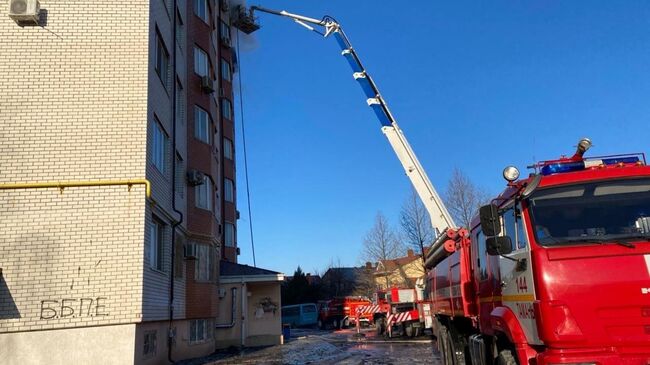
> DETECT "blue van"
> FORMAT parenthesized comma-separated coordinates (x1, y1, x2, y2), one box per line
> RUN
(281, 303, 318, 327)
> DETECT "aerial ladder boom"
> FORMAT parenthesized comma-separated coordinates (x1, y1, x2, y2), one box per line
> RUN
(235, 6, 456, 234)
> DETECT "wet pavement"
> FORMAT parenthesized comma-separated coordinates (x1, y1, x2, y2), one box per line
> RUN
(185, 327, 441, 365)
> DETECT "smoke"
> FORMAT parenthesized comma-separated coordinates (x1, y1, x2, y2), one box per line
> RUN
(229, 0, 259, 52)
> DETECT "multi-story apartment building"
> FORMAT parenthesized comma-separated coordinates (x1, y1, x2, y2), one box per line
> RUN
(0, 0, 246, 363)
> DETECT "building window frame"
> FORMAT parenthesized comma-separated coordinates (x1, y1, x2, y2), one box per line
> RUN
(224, 178, 234, 203)
(194, 46, 209, 77)
(225, 222, 235, 247)
(194, 0, 209, 24)
(223, 137, 234, 160)
(189, 319, 213, 344)
(219, 20, 230, 42)
(221, 98, 232, 120)
(150, 217, 165, 272)
(143, 330, 157, 358)
(194, 106, 210, 144)
(221, 58, 231, 82)
(152, 119, 168, 174)
(195, 177, 213, 211)
(155, 28, 170, 89)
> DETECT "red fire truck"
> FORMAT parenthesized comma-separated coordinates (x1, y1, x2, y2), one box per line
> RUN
(368, 287, 426, 338)
(426, 140, 650, 364)
(318, 296, 373, 329)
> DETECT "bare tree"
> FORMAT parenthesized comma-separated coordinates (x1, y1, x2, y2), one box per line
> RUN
(399, 188, 434, 259)
(362, 212, 402, 288)
(362, 212, 402, 263)
(444, 167, 491, 229)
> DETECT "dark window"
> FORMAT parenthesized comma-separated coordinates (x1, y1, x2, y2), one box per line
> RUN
(529, 178, 650, 245)
(155, 30, 170, 89)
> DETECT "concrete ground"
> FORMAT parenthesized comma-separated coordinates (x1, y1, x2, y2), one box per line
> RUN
(181, 326, 442, 365)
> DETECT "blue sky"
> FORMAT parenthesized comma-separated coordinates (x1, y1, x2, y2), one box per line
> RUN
(233, 1, 650, 275)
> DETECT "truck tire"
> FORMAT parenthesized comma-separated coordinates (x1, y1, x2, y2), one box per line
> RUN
(438, 326, 453, 365)
(405, 323, 414, 338)
(318, 319, 324, 330)
(375, 318, 385, 335)
(438, 326, 466, 365)
(343, 318, 350, 328)
(496, 349, 518, 365)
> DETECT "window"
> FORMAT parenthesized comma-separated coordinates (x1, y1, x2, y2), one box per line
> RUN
(155, 30, 169, 89)
(143, 331, 157, 357)
(529, 178, 650, 246)
(221, 98, 232, 120)
(150, 218, 165, 271)
(194, 47, 209, 77)
(220, 20, 230, 42)
(221, 58, 231, 81)
(190, 319, 212, 343)
(195, 178, 212, 210)
(195, 244, 213, 281)
(194, 0, 209, 23)
(224, 178, 234, 202)
(194, 106, 210, 143)
(152, 120, 167, 174)
(223, 138, 233, 160)
(225, 222, 235, 247)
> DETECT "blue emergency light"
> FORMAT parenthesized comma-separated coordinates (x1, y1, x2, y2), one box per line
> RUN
(540, 155, 641, 176)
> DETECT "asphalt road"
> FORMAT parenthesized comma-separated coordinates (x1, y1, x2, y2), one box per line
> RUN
(193, 326, 442, 365)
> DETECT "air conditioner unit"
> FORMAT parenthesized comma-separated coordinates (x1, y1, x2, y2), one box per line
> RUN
(8, 0, 40, 24)
(200, 75, 215, 94)
(184, 243, 197, 259)
(221, 36, 231, 47)
(220, 0, 229, 12)
(186, 170, 205, 186)
(218, 288, 227, 298)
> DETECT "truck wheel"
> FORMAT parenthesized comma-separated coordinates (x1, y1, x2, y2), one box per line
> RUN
(375, 318, 385, 335)
(496, 350, 518, 365)
(343, 318, 350, 328)
(438, 326, 453, 365)
(438, 326, 466, 365)
(405, 323, 414, 338)
(318, 319, 324, 330)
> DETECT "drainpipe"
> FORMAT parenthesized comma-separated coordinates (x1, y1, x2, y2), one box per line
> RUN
(168, 0, 183, 362)
(240, 281, 247, 347)
(215, 287, 238, 328)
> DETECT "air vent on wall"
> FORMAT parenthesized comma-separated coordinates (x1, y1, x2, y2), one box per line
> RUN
(201, 76, 215, 94)
(8, 0, 40, 24)
(186, 170, 205, 186)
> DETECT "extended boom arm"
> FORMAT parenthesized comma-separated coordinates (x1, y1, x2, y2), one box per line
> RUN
(244, 6, 456, 234)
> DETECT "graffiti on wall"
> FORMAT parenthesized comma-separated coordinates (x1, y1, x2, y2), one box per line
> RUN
(40, 297, 108, 320)
(254, 297, 278, 319)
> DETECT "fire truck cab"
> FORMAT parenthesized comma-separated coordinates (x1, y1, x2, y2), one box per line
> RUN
(431, 141, 650, 365)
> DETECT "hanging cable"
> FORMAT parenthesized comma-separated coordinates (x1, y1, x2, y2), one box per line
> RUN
(236, 29, 257, 267)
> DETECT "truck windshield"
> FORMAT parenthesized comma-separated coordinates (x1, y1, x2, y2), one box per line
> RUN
(528, 178, 650, 246)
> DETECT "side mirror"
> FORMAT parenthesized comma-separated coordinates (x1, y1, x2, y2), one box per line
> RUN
(479, 204, 501, 236)
(486, 236, 513, 256)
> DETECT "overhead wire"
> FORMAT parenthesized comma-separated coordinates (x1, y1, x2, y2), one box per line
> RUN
(235, 29, 257, 267)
